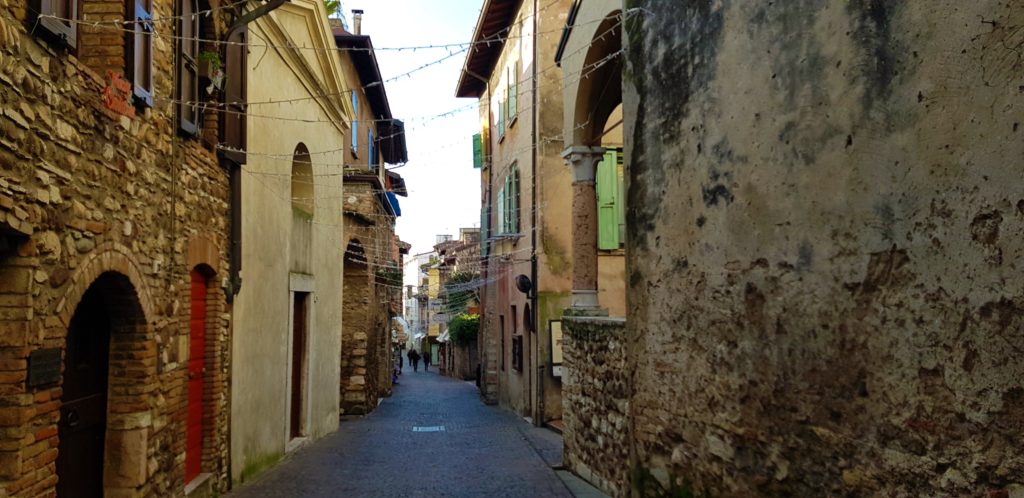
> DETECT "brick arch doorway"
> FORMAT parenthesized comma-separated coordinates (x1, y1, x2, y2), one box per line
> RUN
(57, 271, 150, 498)
(186, 264, 215, 484)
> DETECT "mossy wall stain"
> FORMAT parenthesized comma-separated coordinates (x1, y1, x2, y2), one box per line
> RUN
(602, 0, 1024, 496)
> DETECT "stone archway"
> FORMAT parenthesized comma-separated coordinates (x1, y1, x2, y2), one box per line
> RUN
(56, 268, 155, 498)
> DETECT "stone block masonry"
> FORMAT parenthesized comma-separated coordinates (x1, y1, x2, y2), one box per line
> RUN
(0, 0, 232, 494)
(562, 316, 628, 498)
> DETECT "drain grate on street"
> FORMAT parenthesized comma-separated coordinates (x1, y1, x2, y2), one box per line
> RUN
(412, 426, 446, 432)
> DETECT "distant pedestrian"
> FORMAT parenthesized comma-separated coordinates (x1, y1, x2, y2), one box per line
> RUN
(423, 351, 431, 372)
(408, 349, 420, 372)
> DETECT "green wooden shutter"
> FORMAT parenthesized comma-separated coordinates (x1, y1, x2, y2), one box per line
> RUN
(616, 152, 626, 246)
(503, 174, 512, 233)
(511, 168, 519, 233)
(496, 186, 505, 235)
(472, 134, 482, 169)
(597, 150, 619, 249)
(498, 98, 505, 138)
(508, 67, 517, 120)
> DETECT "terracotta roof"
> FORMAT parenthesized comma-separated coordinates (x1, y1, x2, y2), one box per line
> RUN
(455, 0, 522, 98)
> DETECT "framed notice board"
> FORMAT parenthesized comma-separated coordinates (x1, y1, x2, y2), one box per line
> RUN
(549, 320, 563, 377)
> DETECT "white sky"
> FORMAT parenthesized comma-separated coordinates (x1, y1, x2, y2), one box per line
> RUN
(352, 1, 486, 256)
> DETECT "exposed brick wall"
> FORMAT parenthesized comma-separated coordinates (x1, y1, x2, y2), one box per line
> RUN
(0, 0, 232, 493)
(562, 316, 629, 497)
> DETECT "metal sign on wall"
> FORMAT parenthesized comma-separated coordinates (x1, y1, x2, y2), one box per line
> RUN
(27, 348, 62, 387)
(549, 320, 563, 377)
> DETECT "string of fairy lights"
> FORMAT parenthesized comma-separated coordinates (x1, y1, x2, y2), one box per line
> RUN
(22, 0, 635, 307)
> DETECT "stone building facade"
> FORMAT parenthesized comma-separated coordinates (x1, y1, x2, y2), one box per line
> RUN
(458, 0, 626, 427)
(335, 16, 408, 416)
(563, 1, 1024, 497)
(228, 0, 351, 484)
(0, 0, 236, 493)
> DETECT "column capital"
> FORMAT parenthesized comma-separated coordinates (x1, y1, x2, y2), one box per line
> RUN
(561, 145, 606, 182)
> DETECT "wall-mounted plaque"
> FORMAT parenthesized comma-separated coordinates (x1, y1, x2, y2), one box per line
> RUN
(28, 348, 62, 387)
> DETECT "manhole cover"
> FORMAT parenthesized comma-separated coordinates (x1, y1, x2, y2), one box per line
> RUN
(412, 426, 446, 432)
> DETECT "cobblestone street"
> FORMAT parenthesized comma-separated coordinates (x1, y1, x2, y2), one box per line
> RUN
(228, 369, 573, 498)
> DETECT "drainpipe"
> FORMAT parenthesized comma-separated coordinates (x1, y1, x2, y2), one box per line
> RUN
(221, 0, 289, 485)
(530, 0, 542, 427)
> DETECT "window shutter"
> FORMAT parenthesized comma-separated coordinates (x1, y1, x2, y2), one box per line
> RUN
(508, 65, 517, 120)
(616, 151, 626, 247)
(368, 130, 375, 170)
(130, 0, 155, 107)
(33, 0, 77, 47)
(177, 0, 199, 135)
(597, 150, 619, 249)
(472, 134, 482, 169)
(511, 168, 519, 233)
(222, 27, 247, 164)
(497, 99, 505, 138)
(351, 93, 358, 155)
(496, 187, 505, 235)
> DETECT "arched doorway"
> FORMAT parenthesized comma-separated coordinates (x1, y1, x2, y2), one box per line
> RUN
(341, 239, 371, 414)
(186, 265, 213, 484)
(56, 271, 148, 498)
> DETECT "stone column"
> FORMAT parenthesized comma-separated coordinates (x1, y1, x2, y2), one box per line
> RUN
(561, 146, 606, 312)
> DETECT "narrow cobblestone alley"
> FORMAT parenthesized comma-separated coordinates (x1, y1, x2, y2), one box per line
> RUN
(228, 369, 573, 497)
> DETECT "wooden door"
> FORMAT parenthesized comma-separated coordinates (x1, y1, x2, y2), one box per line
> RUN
(186, 270, 206, 483)
(57, 290, 111, 498)
(290, 292, 308, 438)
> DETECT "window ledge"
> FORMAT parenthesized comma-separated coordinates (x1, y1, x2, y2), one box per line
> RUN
(508, 114, 518, 128)
(489, 233, 522, 241)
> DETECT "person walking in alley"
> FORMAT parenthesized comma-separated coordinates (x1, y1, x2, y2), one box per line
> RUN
(423, 350, 431, 372)
(408, 349, 420, 372)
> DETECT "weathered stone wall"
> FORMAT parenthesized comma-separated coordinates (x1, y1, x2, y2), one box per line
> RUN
(623, 1, 1023, 496)
(340, 179, 394, 415)
(0, 0, 231, 495)
(562, 317, 629, 498)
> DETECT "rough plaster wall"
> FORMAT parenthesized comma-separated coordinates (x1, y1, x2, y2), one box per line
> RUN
(625, 1, 1023, 496)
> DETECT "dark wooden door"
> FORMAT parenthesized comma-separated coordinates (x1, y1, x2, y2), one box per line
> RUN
(57, 290, 110, 498)
(186, 271, 206, 483)
(290, 292, 308, 438)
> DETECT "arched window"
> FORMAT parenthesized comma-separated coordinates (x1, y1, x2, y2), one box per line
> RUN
(292, 143, 314, 216)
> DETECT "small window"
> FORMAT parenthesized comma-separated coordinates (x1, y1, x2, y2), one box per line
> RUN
(500, 315, 506, 371)
(368, 129, 375, 170)
(222, 27, 247, 164)
(511, 335, 523, 372)
(177, 0, 199, 135)
(497, 94, 505, 140)
(351, 93, 358, 156)
(31, 0, 77, 48)
(130, 0, 155, 107)
(507, 64, 518, 125)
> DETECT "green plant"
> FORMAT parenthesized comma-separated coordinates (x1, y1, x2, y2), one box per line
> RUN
(323, 0, 340, 17)
(448, 313, 479, 347)
(198, 51, 222, 73)
(444, 271, 479, 314)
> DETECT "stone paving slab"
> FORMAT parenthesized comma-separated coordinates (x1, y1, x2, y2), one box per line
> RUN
(228, 370, 572, 498)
